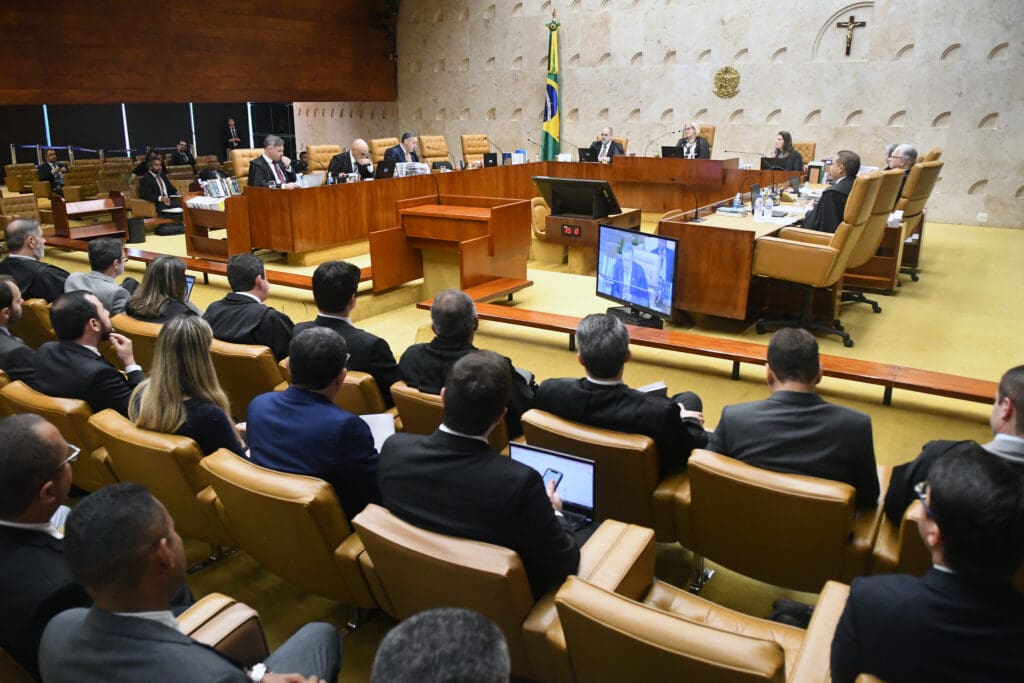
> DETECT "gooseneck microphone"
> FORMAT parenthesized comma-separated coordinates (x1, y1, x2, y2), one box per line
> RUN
(643, 130, 681, 158)
(423, 145, 457, 169)
(489, 138, 505, 155)
(679, 183, 705, 222)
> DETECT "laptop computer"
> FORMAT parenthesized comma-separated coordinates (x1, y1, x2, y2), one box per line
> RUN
(184, 274, 196, 302)
(298, 171, 325, 188)
(374, 159, 396, 179)
(578, 147, 598, 163)
(432, 160, 454, 170)
(749, 183, 760, 207)
(483, 152, 499, 167)
(509, 443, 595, 532)
(661, 145, 685, 158)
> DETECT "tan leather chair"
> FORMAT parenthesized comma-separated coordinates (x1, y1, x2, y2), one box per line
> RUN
(10, 298, 55, 349)
(520, 409, 685, 544)
(209, 338, 287, 420)
(390, 380, 508, 452)
(895, 160, 943, 282)
(305, 144, 341, 171)
(178, 592, 270, 667)
(3, 163, 39, 194)
(1, 194, 43, 228)
(841, 169, 905, 312)
(699, 124, 716, 152)
(352, 503, 656, 683)
(89, 409, 233, 547)
(111, 313, 162, 371)
(277, 359, 393, 417)
(369, 137, 399, 165)
(0, 370, 9, 416)
(0, 380, 116, 491)
(418, 135, 450, 167)
(921, 147, 942, 162)
(752, 171, 882, 347)
(460, 133, 491, 166)
(593, 135, 629, 154)
(0, 646, 34, 683)
(229, 148, 264, 179)
(199, 449, 378, 609)
(686, 450, 883, 593)
(792, 141, 816, 166)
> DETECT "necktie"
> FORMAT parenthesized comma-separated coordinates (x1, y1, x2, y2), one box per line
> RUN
(273, 161, 285, 183)
(156, 174, 167, 197)
(230, 126, 236, 138)
(601, 142, 609, 157)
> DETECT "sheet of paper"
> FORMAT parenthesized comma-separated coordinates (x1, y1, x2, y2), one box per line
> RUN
(360, 413, 397, 453)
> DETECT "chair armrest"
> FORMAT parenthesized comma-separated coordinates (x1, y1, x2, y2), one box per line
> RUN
(870, 516, 900, 574)
(63, 185, 84, 202)
(788, 580, 850, 683)
(777, 227, 832, 245)
(195, 485, 236, 548)
(179, 592, 270, 667)
(842, 465, 890, 581)
(652, 471, 689, 544)
(129, 198, 157, 218)
(577, 519, 655, 600)
(753, 237, 838, 284)
(334, 533, 381, 610)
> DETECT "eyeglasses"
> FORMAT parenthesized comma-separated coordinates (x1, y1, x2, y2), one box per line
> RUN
(54, 443, 80, 472)
(913, 480, 933, 518)
(344, 352, 351, 369)
(888, 155, 905, 160)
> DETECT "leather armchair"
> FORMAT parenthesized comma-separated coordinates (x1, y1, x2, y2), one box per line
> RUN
(418, 135, 450, 167)
(0, 370, 8, 409)
(305, 144, 341, 172)
(369, 137, 399, 165)
(593, 136, 629, 154)
(0, 380, 117, 491)
(841, 169, 905, 312)
(686, 449, 884, 593)
(178, 592, 270, 667)
(752, 171, 882, 347)
(9, 298, 54, 348)
(111, 313, 162, 371)
(209, 338, 287, 420)
(921, 147, 942, 162)
(391, 380, 508, 452)
(520, 408, 685, 544)
(895, 160, 943, 282)
(199, 449, 378, 609)
(352, 504, 655, 683)
(0, 647, 33, 683)
(3, 163, 38, 194)
(460, 133, 491, 166)
(792, 141, 816, 166)
(278, 360, 396, 421)
(88, 409, 234, 548)
(229, 148, 264, 179)
(1, 194, 43, 228)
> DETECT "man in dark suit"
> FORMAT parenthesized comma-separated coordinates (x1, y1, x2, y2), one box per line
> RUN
(886, 143, 917, 197)
(533, 313, 707, 475)
(293, 260, 400, 407)
(169, 140, 196, 174)
(399, 289, 534, 438)
(247, 134, 299, 189)
(137, 156, 181, 218)
(222, 116, 242, 157)
(884, 365, 1024, 525)
(802, 150, 859, 233)
(0, 276, 35, 382)
(197, 156, 229, 181)
(31, 291, 144, 417)
(203, 253, 294, 360)
(37, 148, 68, 195)
(831, 446, 1024, 683)
(610, 241, 650, 307)
(327, 138, 374, 179)
(708, 328, 880, 508)
(588, 126, 625, 162)
(248, 327, 380, 519)
(383, 131, 420, 163)
(379, 350, 579, 599)
(0, 218, 70, 303)
(39, 482, 342, 683)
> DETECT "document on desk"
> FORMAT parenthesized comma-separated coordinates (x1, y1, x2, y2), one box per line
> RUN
(360, 413, 397, 452)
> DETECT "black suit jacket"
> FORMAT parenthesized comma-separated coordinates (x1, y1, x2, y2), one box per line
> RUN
(138, 172, 178, 206)
(0, 256, 70, 303)
(0, 526, 90, 680)
(247, 156, 296, 188)
(223, 125, 242, 152)
(293, 316, 400, 407)
(378, 430, 579, 599)
(326, 152, 374, 179)
(588, 140, 625, 158)
(533, 378, 708, 474)
(804, 175, 854, 233)
(37, 162, 67, 190)
(708, 390, 880, 508)
(31, 341, 145, 417)
(169, 150, 196, 172)
(203, 293, 294, 361)
(383, 144, 419, 163)
(674, 137, 711, 159)
(198, 168, 229, 181)
(0, 330, 35, 382)
(831, 569, 1024, 683)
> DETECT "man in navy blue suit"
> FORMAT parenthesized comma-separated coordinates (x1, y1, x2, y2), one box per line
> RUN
(383, 132, 420, 163)
(610, 241, 649, 308)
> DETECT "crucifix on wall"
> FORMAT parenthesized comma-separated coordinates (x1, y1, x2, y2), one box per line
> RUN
(837, 15, 866, 56)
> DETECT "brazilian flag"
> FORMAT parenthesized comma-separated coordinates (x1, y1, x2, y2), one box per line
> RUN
(542, 19, 561, 161)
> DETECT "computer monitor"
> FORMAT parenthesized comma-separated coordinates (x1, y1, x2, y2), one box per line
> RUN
(483, 152, 499, 167)
(578, 147, 598, 163)
(531, 176, 622, 219)
(374, 159, 396, 179)
(184, 274, 196, 302)
(661, 145, 685, 158)
(749, 183, 760, 207)
(596, 224, 678, 321)
(432, 160, 453, 170)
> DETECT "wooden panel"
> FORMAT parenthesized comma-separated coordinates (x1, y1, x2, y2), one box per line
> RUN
(0, 1, 397, 105)
(368, 226, 422, 293)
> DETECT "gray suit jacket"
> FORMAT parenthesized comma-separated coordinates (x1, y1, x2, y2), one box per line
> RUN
(64, 271, 131, 315)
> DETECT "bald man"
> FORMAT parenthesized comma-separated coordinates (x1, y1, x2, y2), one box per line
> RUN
(328, 139, 374, 180)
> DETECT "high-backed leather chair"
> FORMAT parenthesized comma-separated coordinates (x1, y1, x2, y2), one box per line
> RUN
(352, 504, 656, 683)
(177, 592, 270, 667)
(0, 370, 9, 415)
(199, 449, 378, 609)
(111, 313, 162, 371)
(895, 160, 943, 282)
(0, 380, 116, 491)
(520, 409, 686, 544)
(792, 141, 816, 166)
(390, 380, 508, 452)
(10, 298, 55, 348)
(305, 144, 341, 172)
(752, 171, 882, 347)
(921, 147, 942, 162)
(278, 359, 393, 418)
(460, 133, 491, 166)
(593, 135, 629, 154)
(418, 135, 451, 167)
(1, 194, 43, 228)
(530, 196, 565, 263)
(369, 137, 399, 164)
(841, 169, 905, 312)
(229, 148, 263, 179)
(88, 409, 233, 548)
(209, 338, 287, 420)
(699, 124, 716, 152)
(686, 450, 883, 593)
(3, 163, 38, 194)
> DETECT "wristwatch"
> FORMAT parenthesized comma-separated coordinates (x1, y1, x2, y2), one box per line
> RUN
(249, 663, 268, 682)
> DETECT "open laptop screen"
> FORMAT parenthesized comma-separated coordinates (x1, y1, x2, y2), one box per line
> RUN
(508, 443, 595, 513)
(184, 274, 196, 302)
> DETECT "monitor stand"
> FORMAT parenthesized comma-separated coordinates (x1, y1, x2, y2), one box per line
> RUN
(606, 305, 664, 329)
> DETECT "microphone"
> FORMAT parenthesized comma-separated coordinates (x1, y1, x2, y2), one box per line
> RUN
(525, 137, 542, 148)
(643, 130, 681, 158)
(679, 183, 705, 222)
(723, 149, 767, 156)
(560, 137, 585, 150)
(489, 138, 505, 155)
(423, 145, 457, 170)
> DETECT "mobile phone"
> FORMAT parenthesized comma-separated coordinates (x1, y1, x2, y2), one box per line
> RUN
(543, 468, 563, 491)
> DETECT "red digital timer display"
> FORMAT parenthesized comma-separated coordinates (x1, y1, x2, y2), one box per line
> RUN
(561, 224, 582, 237)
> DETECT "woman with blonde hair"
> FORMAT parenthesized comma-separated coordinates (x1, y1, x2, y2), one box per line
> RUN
(129, 313, 244, 455)
(675, 121, 710, 159)
(127, 254, 200, 322)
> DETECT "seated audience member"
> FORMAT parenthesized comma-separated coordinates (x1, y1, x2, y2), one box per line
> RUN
(293, 151, 310, 173)
(381, 351, 579, 599)
(197, 156, 229, 181)
(371, 608, 510, 683)
(533, 313, 707, 474)
(0, 218, 70, 303)
(138, 156, 181, 217)
(0, 275, 34, 382)
(37, 148, 69, 195)
(293, 260, 400, 407)
(769, 130, 804, 172)
(588, 127, 625, 162)
(32, 291, 144, 417)
(675, 121, 710, 159)
(399, 289, 533, 438)
(887, 143, 918, 196)
(802, 150, 860, 234)
(64, 237, 133, 315)
(883, 142, 898, 168)
(203, 253, 293, 360)
(39, 482, 342, 683)
(384, 131, 420, 163)
(169, 140, 196, 174)
(248, 327, 380, 519)
(132, 149, 160, 177)
(130, 315, 244, 457)
(610, 241, 649, 307)
(327, 138, 375, 179)
(247, 134, 299, 189)
(831, 446, 1024, 683)
(223, 117, 242, 154)
(708, 328, 880, 508)
(885, 364, 1024, 524)
(127, 255, 200, 323)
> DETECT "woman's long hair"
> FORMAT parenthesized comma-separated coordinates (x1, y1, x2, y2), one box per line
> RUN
(775, 130, 795, 157)
(130, 255, 186, 319)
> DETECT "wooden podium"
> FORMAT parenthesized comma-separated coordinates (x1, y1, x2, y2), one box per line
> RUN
(368, 194, 532, 295)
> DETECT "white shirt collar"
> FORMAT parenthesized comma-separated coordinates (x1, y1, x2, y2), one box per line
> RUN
(0, 518, 63, 539)
(5, 254, 35, 261)
(439, 423, 490, 444)
(585, 375, 623, 386)
(262, 153, 277, 166)
(932, 563, 954, 574)
(79, 344, 102, 356)
(235, 291, 262, 304)
(992, 433, 1024, 447)
(317, 312, 351, 324)
(114, 610, 182, 632)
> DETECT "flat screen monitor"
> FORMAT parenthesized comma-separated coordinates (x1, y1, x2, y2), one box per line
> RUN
(596, 224, 678, 320)
(578, 147, 597, 163)
(661, 145, 685, 158)
(749, 183, 760, 207)
(761, 156, 786, 171)
(531, 176, 621, 219)
(184, 274, 196, 302)
(374, 159, 396, 179)
(483, 152, 499, 167)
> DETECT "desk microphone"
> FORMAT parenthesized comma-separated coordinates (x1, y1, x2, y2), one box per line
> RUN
(423, 145, 457, 169)
(560, 137, 586, 150)
(724, 149, 767, 157)
(489, 138, 505, 155)
(643, 130, 681, 158)
(525, 137, 542, 148)
(679, 183, 705, 222)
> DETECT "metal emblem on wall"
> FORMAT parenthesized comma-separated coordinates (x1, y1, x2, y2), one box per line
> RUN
(713, 66, 740, 98)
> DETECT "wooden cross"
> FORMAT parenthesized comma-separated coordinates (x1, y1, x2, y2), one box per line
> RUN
(837, 15, 866, 56)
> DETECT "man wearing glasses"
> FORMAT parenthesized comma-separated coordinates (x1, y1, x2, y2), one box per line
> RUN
(886, 143, 917, 196)
(831, 445, 1024, 682)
